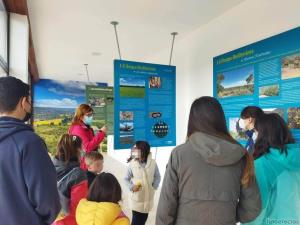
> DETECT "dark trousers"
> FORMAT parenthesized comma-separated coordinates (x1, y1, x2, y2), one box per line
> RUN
(131, 210, 149, 225)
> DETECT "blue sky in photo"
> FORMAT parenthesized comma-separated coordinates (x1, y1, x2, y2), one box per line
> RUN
(120, 121, 134, 128)
(120, 77, 145, 87)
(34, 79, 107, 108)
(221, 66, 254, 88)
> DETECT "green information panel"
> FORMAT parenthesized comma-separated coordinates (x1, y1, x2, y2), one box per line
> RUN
(86, 85, 114, 135)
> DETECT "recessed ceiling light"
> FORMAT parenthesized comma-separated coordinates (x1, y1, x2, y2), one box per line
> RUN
(92, 52, 102, 56)
(77, 73, 84, 76)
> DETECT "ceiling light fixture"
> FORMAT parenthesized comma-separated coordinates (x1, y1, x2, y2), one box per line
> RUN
(84, 63, 90, 82)
(169, 32, 178, 65)
(92, 52, 102, 56)
(110, 21, 122, 60)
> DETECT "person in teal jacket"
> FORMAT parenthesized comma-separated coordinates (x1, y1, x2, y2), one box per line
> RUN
(245, 113, 300, 225)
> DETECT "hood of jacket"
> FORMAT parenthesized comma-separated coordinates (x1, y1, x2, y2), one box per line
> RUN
(266, 144, 300, 171)
(76, 199, 127, 225)
(189, 132, 246, 166)
(52, 157, 80, 181)
(0, 117, 32, 143)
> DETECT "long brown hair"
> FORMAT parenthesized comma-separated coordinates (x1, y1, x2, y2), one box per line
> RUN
(241, 152, 254, 187)
(55, 134, 82, 163)
(72, 104, 93, 125)
(187, 96, 254, 187)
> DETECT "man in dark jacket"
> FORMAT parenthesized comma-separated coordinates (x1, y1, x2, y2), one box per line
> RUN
(0, 77, 61, 225)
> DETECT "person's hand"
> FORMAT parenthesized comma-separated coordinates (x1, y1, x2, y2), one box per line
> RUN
(100, 125, 107, 134)
(132, 185, 141, 192)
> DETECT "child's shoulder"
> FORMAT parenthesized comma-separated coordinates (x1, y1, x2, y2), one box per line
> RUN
(112, 214, 130, 225)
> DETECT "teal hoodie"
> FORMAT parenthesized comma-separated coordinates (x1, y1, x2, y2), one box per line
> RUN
(245, 144, 300, 225)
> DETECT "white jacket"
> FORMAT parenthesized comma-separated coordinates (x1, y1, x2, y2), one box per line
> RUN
(129, 153, 157, 213)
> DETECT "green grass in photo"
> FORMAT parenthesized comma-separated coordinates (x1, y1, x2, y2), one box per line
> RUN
(35, 124, 69, 155)
(35, 123, 108, 155)
(217, 84, 254, 98)
(120, 86, 145, 98)
(259, 85, 279, 97)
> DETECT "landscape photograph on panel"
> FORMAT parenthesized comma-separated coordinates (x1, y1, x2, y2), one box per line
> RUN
(217, 66, 254, 98)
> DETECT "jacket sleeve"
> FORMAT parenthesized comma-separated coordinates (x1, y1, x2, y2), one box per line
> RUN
(58, 168, 86, 198)
(236, 177, 262, 223)
(156, 151, 179, 225)
(70, 125, 106, 153)
(152, 163, 161, 190)
(124, 166, 135, 191)
(82, 131, 106, 153)
(22, 137, 61, 224)
(57, 168, 87, 214)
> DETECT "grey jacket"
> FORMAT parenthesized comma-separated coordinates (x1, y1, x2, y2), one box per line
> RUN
(156, 132, 261, 225)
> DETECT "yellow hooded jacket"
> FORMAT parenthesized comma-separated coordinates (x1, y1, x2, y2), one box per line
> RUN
(76, 199, 129, 225)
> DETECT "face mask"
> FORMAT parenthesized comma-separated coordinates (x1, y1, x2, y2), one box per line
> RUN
(252, 132, 258, 142)
(23, 99, 32, 122)
(132, 151, 139, 158)
(131, 147, 141, 160)
(238, 119, 246, 130)
(83, 115, 93, 126)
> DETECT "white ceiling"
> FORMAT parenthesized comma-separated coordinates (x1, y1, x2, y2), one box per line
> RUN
(27, 0, 245, 84)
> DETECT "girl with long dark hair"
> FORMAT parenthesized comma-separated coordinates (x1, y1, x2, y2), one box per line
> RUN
(156, 96, 261, 225)
(125, 141, 161, 225)
(245, 113, 300, 225)
(52, 134, 88, 225)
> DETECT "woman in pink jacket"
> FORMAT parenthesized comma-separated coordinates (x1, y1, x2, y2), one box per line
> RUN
(69, 104, 107, 170)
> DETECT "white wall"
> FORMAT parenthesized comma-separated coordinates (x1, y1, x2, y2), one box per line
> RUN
(151, 0, 300, 101)
(33, 0, 300, 179)
(0, 66, 6, 77)
(146, 0, 300, 178)
(9, 13, 29, 83)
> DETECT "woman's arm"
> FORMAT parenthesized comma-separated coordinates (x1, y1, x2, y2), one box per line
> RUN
(81, 130, 106, 153)
(152, 163, 161, 189)
(70, 125, 106, 153)
(236, 176, 262, 223)
(124, 166, 134, 191)
(156, 152, 179, 225)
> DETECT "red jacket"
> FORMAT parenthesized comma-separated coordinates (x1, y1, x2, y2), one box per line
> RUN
(52, 180, 88, 225)
(69, 123, 105, 169)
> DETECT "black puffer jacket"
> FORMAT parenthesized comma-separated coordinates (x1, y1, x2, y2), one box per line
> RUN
(52, 157, 87, 214)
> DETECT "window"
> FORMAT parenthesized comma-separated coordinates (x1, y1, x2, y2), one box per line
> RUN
(0, 0, 8, 76)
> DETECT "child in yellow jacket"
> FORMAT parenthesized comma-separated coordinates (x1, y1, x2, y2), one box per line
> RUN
(76, 173, 129, 225)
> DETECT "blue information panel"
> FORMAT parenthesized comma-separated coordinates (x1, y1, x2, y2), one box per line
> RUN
(114, 60, 176, 149)
(213, 27, 300, 144)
